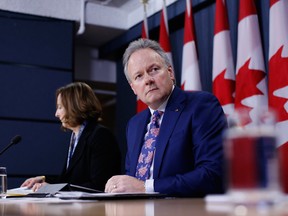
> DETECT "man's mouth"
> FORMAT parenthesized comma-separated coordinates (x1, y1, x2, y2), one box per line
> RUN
(146, 87, 158, 96)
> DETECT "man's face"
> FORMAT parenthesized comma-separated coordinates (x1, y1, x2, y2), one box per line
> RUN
(127, 48, 175, 110)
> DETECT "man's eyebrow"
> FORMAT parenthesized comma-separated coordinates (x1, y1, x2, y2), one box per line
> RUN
(147, 63, 160, 69)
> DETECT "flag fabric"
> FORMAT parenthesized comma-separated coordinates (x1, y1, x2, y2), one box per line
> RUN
(235, 0, 268, 125)
(212, 0, 235, 117)
(137, 2, 149, 113)
(141, 2, 149, 39)
(181, 0, 201, 91)
(269, 0, 288, 192)
(159, 0, 173, 67)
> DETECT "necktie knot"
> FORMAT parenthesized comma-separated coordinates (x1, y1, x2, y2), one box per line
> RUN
(153, 110, 163, 119)
(151, 110, 163, 127)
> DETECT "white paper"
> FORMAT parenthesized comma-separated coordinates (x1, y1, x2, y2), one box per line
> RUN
(7, 186, 33, 196)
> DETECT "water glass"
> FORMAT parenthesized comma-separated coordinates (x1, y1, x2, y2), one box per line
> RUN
(224, 109, 283, 205)
(0, 167, 7, 199)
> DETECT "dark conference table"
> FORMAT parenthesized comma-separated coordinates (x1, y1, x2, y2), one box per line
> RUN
(1, 196, 288, 216)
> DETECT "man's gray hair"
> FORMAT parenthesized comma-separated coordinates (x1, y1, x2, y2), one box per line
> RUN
(123, 38, 172, 83)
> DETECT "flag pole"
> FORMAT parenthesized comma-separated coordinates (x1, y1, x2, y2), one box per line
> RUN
(140, 0, 149, 16)
(140, 0, 149, 39)
(136, 0, 150, 113)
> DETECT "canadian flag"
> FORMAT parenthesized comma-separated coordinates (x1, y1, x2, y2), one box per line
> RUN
(181, 0, 201, 91)
(137, 2, 149, 113)
(269, 0, 288, 193)
(235, 0, 268, 124)
(212, 0, 235, 117)
(159, 0, 173, 67)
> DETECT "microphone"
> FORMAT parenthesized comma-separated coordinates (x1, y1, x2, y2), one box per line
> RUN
(0, 135, 22, 156)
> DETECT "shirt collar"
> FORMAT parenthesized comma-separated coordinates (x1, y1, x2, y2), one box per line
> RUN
(149, 85, 174, 114)
(74, 121, 87, 140)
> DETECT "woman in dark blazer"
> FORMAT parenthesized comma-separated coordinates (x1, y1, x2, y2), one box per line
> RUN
(21, 82, 121, 191)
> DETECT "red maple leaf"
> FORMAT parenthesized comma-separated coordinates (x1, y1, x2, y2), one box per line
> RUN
(213, 69, 235, 106)
(269, 46, 288, 122)
(235, 58, 266, 123)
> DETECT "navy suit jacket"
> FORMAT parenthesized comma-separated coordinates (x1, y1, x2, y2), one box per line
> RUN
(49, 120, 121, 191)
(125, 87, 227, 197)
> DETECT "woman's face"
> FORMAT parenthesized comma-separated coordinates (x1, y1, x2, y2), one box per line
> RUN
(55, 94, 69, 129)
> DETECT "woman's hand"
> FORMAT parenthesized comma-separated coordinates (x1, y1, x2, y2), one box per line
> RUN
(31, 182, 48, 192)
(21, 176, 46, 191)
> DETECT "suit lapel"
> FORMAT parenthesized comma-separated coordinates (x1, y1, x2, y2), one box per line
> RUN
(66, 123, 92, 173)
(153, 87, 186, 178)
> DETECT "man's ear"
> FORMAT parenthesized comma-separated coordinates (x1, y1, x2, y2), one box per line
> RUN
(168, 66, 176, 83)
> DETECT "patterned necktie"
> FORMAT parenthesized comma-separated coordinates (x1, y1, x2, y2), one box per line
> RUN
(135, 110, 163, 180)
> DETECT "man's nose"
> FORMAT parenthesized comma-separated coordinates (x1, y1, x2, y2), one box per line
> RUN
(144, 73, 154, 84)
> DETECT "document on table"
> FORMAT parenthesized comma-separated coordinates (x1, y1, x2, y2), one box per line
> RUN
(55, 191, 165, 200)
(7, 187, 34, 196)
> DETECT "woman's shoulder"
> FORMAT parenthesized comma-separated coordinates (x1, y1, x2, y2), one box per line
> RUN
(86, 120, 112, 134)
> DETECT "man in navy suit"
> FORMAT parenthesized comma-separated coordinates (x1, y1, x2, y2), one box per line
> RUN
(105, 38, 227, 197)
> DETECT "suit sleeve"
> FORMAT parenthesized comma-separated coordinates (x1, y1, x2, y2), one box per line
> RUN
(154, 93, 227, 197)
(82, 127, 121, 190)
